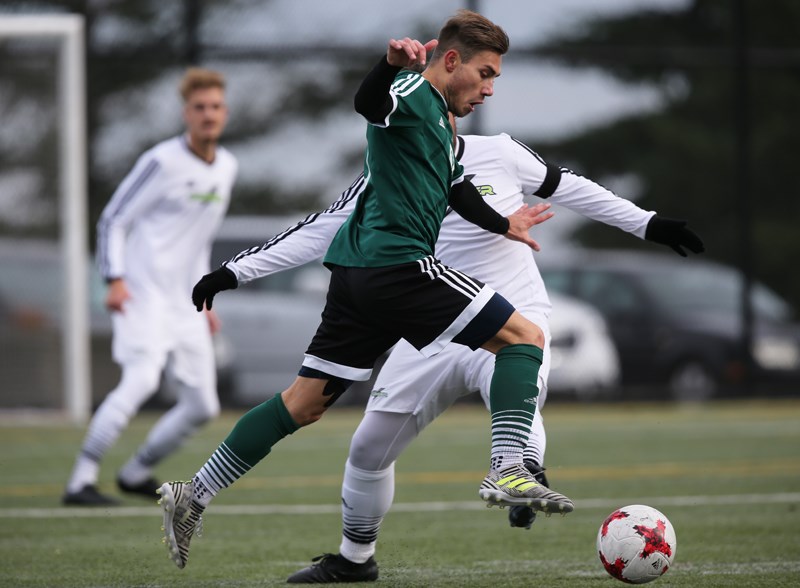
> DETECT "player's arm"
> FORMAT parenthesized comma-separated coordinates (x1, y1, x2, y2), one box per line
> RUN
(96, 152, 163, 310)
(354, 38, 437, 123)
(354, 56, 402, 123)
(191, 176, 362, 311)
(448, 178, 553, 251)
(509, 136, 703, 256)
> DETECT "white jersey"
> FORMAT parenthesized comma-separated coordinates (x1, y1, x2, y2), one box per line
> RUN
(225, 133, 653, 428)
(226, 133, 654, 320)
(97, 135, 237, 363)
(97, 135, 237, 306)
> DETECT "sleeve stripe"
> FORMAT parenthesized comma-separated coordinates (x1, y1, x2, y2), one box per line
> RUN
(510, 136, 547, 166)
(228, 174, 367, 264)
(96, 158, 161, 277)
(509, 136, 562, 199)
(102, 158, 160, 220)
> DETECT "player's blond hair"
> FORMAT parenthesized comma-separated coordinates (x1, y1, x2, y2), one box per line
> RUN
(431, 9, 509, 63)
(178, 67, 226, 102)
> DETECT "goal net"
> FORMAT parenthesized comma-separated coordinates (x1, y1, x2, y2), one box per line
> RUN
(0, 15, 89, 423)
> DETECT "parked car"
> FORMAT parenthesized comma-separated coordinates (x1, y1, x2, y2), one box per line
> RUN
(210, 216, 620, 405)
(539, 248, 800, 400)
(547, 291, 620, 398)
(0, 238, 234, 410)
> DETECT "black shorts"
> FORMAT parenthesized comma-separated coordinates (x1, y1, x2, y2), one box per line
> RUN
(302, 255, 515, 381)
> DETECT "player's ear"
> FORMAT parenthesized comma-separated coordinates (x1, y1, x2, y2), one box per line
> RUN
(444, 49, 460, 73)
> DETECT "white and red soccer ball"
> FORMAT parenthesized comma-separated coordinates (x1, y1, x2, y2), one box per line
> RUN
(597, 504, 677, 584)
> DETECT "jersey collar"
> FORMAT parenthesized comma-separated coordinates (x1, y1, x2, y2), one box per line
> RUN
(455, 135, 466, 161)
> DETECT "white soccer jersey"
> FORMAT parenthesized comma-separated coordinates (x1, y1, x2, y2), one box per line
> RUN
(225, 133, 653, 427)
(226, 133, 654, 321)
(97, 135, 237, 306)
(96, 135, 237, 363)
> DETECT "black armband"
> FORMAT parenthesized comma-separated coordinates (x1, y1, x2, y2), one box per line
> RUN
(354, 56, 402, 123)
(448, 180, 509, 235)
(534, 163, 562, 199)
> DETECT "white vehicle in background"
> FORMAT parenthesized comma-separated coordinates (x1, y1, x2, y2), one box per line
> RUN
(547, 291, 620, 398)
(210, 216, 621, 406)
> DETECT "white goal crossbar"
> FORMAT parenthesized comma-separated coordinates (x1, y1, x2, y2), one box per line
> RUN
(0, 15, 89, 424)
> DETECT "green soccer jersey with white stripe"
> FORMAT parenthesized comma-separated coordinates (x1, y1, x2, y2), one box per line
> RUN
(324, 70, 464, 268)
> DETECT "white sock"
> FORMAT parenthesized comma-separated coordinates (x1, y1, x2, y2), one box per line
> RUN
(339, 460, 394, 563)
(66, 455, 100, 493)
(117, 455, 152, 486)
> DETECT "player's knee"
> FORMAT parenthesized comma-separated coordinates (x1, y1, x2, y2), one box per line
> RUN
(296, 378, 352, 425)
(189, 394, 220, 425)
(497, 315, 545, 348)
(524, 321, 545, 348)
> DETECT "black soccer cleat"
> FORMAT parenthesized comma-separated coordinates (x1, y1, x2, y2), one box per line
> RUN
(508, 504, 537, 530)
(117, 475, 161, 499)
(287, 553, 379, 584)
(508, 461, 551, 530)
(62, 484, 121, 506)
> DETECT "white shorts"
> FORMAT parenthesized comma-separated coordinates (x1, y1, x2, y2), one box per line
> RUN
(111, 296, 215, 390)
(366, 334, 551, 431)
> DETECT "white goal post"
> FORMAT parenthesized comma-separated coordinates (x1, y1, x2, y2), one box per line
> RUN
(0, 15, 89, 424)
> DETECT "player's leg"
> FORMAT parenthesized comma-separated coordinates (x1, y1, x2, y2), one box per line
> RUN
(158, 265, 396, 569)
(157, 374, 342, 569)
(288, 344, 469, 583)
(357, 258, 569, 512)
(287, 411, 417, 584)
(118, 329, 220, 498)
(472, 310, 572, 512)
(63, 354, 165, 505)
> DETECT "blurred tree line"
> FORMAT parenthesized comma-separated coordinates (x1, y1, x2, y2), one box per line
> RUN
(527, 0, 800, 313)
(0, 0, 798, 311)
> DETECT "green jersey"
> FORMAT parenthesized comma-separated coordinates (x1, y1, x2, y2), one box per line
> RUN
(325, 70, 465, 268)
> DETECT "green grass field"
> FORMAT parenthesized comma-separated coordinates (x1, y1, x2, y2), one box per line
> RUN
(1, 399, 799, 587)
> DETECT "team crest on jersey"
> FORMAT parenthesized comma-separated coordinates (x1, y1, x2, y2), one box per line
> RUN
(439, 116, 446, 129)
(370, 387, 389, 399)
(190, 186, 222, 203)
(464, 174, 495, 197)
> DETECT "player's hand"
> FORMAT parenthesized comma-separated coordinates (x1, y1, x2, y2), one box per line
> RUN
(191, 267, 238, 311)
(204, 308, 222, 335)
(387, 37, 438, 69)
(503, 202, 554, 252)
(105, 278, 130, 313)
(644, 215, 705, 257)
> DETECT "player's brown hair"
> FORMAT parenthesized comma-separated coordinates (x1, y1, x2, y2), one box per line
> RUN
(432, 9, 509, 63)
(178, 67, 226, 102)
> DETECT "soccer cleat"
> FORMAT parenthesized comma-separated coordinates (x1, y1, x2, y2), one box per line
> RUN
(62, 484, 120, 506)
(117, 476, 160, 499)
(286, 553, 379, 584)
(157, 481, 204, 569)
(508, 462, 550, 530)
(479, 463, 574, 514)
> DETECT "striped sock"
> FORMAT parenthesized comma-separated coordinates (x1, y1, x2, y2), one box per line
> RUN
(192, 393, 298, 504)
(489, 344, 542, 471)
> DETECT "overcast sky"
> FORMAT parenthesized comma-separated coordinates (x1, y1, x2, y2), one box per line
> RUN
(88, 0, 691, 244)
(206, 0, 690, 244)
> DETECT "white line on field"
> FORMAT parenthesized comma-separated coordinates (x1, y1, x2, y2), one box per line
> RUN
(1, 492, 798, 519)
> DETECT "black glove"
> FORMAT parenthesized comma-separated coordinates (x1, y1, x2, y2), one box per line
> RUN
(645, 215, 705, 257)
(192, 266, 238, 311)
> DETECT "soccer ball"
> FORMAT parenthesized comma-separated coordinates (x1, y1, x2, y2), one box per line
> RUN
(596, 504, 676, 584)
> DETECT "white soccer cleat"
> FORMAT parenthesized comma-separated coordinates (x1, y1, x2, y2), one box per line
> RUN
(479, 463, 574, 514)
(157, 481, 204, 569)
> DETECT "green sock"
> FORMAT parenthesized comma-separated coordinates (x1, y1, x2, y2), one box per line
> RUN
(194, 393, 299, 498)
(489, 343, 543, 470)
(224, 392, 299, 465)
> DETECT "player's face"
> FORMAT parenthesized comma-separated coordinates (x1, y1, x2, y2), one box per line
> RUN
(444, 50, 502, 118)
(183, 86, 228, 144)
